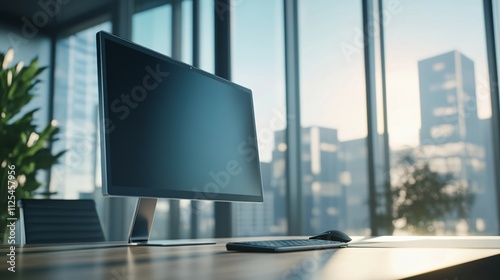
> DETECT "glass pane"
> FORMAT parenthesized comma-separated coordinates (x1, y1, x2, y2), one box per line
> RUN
(51, 22, 111, 199)
(299, 0, 369, 236)
(199, 0, 214, 72)
(181, 0, 193, 64)
(132, 4, 172, 56)
(232, 0, 287, 236)
(384, 0, 498, 235)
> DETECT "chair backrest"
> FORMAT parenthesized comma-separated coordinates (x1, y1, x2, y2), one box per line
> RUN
(19, 199, 105, 244)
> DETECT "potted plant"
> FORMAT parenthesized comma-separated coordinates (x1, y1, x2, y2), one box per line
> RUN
(0, 49, 64, 244)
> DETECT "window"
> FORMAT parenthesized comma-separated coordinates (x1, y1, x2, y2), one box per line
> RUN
(198, 0, 214, 73)
(298, 0, 369, 235)
(51, 22, 112, 199)
(181, 0, 193, 64)
(232, 0, 287, 236)
(384, 0, 498, 235)
(132, 4, 172, 55)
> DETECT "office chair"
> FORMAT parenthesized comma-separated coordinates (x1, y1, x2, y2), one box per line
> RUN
(19, 199, 106, 244)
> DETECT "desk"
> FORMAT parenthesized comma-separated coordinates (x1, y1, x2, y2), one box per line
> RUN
(1, 236, 499, 280)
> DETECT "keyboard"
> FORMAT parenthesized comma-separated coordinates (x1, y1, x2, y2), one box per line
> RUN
(226, 239, 348, 253)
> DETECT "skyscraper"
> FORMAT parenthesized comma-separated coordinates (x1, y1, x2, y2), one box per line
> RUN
(286, 127, 345, 234)
(419, 51, 479, 146)
(338, 137, 370, 235)
(418, 51, 496, 234)
(267, 127, 370, 235)
(309, 127, 342, 233)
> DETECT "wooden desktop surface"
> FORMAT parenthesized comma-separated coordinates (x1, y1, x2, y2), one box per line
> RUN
(1, 236, 500, 280)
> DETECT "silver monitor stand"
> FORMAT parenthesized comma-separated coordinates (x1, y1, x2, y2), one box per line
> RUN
(128, 198, 215, 246)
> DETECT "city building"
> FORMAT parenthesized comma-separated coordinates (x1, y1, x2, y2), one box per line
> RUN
(418, 51, 497, 234)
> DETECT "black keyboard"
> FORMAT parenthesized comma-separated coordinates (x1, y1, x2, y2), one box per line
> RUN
(226, 239, 348, 253)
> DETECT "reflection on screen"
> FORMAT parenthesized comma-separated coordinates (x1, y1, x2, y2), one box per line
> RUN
(101, 38, 262, 201)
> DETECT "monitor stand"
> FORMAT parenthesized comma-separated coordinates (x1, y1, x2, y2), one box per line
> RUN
(128, 198, 215, 246)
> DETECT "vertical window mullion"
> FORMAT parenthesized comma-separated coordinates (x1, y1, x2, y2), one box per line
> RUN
(213, 0, 233, 238)
(284, 0, 303, 236)
(362, 0, 391, 236)
(377, 0, 392, 231)
(483, 0, 500, 235)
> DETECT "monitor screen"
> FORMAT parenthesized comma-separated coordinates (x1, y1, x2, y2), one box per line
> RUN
(97, 31, 263, 202)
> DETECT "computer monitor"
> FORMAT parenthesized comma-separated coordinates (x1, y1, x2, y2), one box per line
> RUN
(96, 31, 263, 245)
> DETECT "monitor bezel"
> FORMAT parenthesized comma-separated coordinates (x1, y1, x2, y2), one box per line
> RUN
(96, 31, 263, 203)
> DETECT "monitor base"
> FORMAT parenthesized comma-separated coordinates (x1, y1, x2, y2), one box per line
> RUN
(128, 198, 215, 246)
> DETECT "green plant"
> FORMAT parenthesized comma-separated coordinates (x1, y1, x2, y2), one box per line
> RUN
(0, 49, 64, 243)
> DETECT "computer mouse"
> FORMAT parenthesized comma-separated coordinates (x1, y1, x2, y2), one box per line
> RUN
(309, 230, 352, 243)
